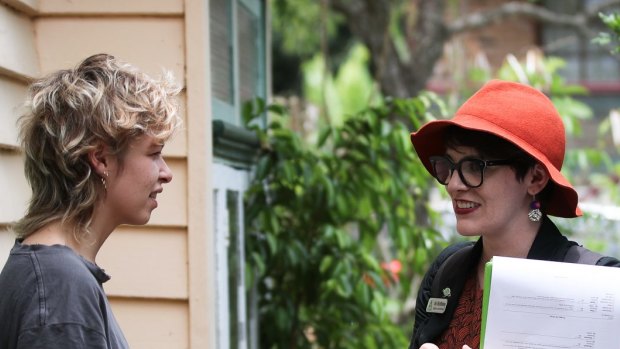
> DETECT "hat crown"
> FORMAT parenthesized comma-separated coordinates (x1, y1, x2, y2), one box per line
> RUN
(455, 80, 565, 171)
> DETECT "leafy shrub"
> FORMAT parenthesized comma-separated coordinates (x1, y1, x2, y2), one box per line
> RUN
(244, 95, 446, 349)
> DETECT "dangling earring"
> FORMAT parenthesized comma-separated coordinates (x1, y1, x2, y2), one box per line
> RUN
(101, 171, 108, 190)
(528, 195, 542, 222)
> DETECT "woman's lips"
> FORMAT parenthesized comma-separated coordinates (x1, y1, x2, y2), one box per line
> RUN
(454, 200, 479, 214)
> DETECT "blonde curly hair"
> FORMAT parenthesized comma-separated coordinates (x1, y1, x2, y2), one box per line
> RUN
(13, 53, 182, 239)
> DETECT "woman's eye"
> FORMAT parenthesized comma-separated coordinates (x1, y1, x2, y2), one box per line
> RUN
(463, 160, 480, 172)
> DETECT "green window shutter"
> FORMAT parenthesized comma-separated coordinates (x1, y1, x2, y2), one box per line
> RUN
(210, 0, 236, 123)
(210, 0, 266, 165)
(238, 0, 265, 106)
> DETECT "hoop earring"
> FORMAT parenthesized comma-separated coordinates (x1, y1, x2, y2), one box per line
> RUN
(528, 195, 542, 222)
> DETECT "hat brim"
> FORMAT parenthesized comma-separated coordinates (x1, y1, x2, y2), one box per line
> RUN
(411, 115, 582, 218)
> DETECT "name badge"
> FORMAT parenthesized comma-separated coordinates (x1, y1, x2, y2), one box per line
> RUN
(426, 298, 448, 314)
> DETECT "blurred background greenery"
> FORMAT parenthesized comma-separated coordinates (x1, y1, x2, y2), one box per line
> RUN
(245, 1, 620, 348)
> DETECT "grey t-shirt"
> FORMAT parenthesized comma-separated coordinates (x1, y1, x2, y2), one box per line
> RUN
(0, 240, 129, 349)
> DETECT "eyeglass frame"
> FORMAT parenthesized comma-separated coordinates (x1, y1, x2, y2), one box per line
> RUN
(428, 155, 514, 188)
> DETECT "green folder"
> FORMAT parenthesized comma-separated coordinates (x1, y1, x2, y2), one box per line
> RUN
(480, 259, 493, 349)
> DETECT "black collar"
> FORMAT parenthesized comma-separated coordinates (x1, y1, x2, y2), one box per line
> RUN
(526, 216, 575, 262)
(473, 215, 574, 262)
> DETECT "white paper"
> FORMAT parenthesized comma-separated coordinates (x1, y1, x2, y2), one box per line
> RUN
(483, 256, 620, 349)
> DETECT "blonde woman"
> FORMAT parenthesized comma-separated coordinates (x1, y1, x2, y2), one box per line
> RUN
(0, 54, 182, 348)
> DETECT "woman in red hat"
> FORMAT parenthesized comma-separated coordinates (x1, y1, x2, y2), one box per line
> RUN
(408, 80, 620, 349)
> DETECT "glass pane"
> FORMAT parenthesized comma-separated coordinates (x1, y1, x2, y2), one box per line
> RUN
(237, 3, 261, 105)
(210, 0, 234, 104)
(588, 52, 620, 83)
(541, 0, 620, 83)
(227, 190, 243, 349)
(542, 27, 579, 54)
(213, 188, 229, 349)
(562, 57, 581, 82)
(585, 0, 614, 11)
(543, 0, 579, 14)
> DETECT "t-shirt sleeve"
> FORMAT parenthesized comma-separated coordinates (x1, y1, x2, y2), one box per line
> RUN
(17, 323, 109, 349)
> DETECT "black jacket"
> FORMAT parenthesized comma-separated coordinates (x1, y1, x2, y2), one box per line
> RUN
(408, 216, 620, 349)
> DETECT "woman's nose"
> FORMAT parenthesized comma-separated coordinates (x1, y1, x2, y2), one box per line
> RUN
(160, 160, 173, 183)
(445, 169, 467, 191)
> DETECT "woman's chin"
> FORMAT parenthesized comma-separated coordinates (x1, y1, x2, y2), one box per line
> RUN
(455, 225, 480, 237)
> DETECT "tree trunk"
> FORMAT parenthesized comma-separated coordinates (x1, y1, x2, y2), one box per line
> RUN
(331, 0, 620, 98)
(332, 0, 449, 98)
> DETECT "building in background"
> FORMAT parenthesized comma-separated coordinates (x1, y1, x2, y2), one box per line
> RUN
(434, 0, 620, 149)
(0, 0, 267, 348)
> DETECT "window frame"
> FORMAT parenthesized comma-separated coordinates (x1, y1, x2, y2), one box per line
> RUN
(211, 0, 267, 127)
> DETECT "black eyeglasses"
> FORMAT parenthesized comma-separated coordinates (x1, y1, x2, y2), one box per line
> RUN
(429, 156, 514, 188)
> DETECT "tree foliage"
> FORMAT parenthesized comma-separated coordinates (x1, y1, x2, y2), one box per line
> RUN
(594, 11, 620, 54)
(272, 0, 620, 98)
(244, 48, 620, 347)
(244, 95, 447, 349)
(254, 2, 620, 346)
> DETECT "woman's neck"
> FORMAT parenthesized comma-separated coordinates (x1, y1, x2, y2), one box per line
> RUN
(483, 224, 540, 260)
(21, 221, 104, 264)
(476, 220, 542, 288)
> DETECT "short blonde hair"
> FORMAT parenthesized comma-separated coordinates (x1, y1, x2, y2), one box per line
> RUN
(13, 53, 182, 238)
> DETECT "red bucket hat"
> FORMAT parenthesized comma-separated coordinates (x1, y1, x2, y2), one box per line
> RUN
(410, 79, 581, 218)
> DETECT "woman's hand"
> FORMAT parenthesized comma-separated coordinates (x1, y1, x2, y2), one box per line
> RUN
(419, 344, 472, 349)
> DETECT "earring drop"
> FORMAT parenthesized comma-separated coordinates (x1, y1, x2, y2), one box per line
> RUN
(101, 171, 108, 190)
(528, 195, 542, 222)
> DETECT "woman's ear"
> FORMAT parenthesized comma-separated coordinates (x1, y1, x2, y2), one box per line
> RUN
(528, 163, 550, 196)
(87, 143, 110, 177)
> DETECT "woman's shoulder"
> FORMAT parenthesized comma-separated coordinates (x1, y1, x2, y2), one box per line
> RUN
(1, 242, 111, 332)
(563, 243, 620, 267)
(434, 240, 476, 265)
(597, 255, 620, 267)
(6, 242, 103, 290)
(421, 240, 477, 285)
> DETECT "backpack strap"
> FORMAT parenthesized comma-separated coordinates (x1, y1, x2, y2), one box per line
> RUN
(411, 242, 476, 348)
(564, 244, 603, 265)
(430, 243, 475, 298)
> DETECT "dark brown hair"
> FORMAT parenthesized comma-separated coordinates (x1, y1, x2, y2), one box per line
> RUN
(443, 126, 553, 204)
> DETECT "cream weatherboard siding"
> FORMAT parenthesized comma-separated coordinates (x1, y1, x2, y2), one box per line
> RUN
(0, 0, 36, 271)
(0, 0, 217, 348)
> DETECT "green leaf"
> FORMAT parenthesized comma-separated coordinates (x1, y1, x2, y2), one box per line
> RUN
(266, 231, 278, 254)
(320, 255, 334, 273)
(267, 103, 287, 115)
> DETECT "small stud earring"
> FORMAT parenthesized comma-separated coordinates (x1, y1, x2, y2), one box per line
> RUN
(528, 195, 542, 222)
